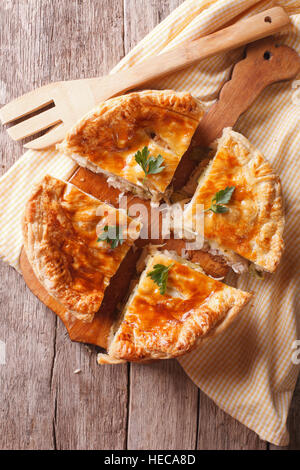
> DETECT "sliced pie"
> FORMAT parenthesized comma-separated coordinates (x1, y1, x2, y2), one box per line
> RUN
(22, 175, 141, 322)
(183, 128, 284, 273)
(98, 251, 251, 363)
(58, 90, 204, 202)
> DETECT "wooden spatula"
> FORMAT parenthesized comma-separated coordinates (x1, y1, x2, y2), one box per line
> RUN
(0, 7, 290, 149)
(20, 38, 300, 349)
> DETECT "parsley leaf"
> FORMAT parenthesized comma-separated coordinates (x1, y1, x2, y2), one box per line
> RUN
(97, 225, 124, 249)
(205, 186, 235, 214)
(134, 146, 150, 174)
(135, 146, 165, 183)
(213, 186, 236, 205)
(147, 263, 174, 295)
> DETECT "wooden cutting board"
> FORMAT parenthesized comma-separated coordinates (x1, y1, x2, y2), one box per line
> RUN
(20, 38, 300, 349)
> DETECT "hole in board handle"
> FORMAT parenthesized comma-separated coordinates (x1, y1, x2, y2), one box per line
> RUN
(264, 16, 272, 23)
(263, 51, 272, 60)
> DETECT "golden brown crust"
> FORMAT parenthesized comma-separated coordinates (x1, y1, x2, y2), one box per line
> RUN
(22, 175, 140, 322)
(100, 252, 251, 363)
(58, 90, 204, 198)
(184, 128, 285, 272)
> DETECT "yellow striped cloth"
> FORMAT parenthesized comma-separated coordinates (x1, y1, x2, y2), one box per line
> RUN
(0, 0, 299, 446)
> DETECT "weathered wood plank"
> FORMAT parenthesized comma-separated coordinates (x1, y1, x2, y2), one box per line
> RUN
(45, 0, 128, 450)
(123, 0, 182, 52)
(128, 360, 199, 450)
(0, 264, 57, 449)
(124, 0, 267, 451)
(287, 377, 300, 450)
(52, 329, 128, 450)
(124, 0, 198, 451)
(0, 0, 128, 451)
(197, 392, 267, 450)
(0, 0, 57, 450)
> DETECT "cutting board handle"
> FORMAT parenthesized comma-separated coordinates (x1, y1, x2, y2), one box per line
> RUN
(193, 37, 300, 146)
(92, 6, 290, 101)
(172, 37, 300, 190)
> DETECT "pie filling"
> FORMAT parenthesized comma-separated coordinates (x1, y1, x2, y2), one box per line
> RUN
(58, 90, 204, 204)
(166, 151, 250, 274)
(203, 240, 249, 274)
(98, 250, 203, 364)
(97, 248, 251, 364)
(68, 152, 159, 201)
(22, 176, 141, 323)
(181, 128, 284, 274)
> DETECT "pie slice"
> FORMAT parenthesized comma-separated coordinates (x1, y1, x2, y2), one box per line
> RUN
(98, 251, 251, 363)
(183, 128, 284, 273)
(23, 175, 141, 322)
(58, 90, 204, 202)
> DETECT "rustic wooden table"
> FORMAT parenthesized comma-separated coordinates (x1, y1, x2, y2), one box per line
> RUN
(0, 0, 299, 450)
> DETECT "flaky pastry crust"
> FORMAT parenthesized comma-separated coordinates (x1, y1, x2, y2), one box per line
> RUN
(184, 128, 284, 272)
(22, 175, 140, 322)
(58, 90, 204, 199)
(98, 252, 251, 363)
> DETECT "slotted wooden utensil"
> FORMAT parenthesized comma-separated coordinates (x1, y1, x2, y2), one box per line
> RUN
(0, 7, 290, 149)
(19, 38, 300, 349)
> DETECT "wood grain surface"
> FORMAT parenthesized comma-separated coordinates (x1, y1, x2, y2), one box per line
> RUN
(0, 0, 299, 450)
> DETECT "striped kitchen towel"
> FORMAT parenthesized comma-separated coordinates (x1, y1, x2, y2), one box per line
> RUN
(0, 0, 299, 446)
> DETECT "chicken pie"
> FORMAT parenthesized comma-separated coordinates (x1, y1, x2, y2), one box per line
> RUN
(98, 251, 251, 363)
(22, 175, 141, 322)
(183, 128, 284, 273)
(58, 90, 204, 202)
